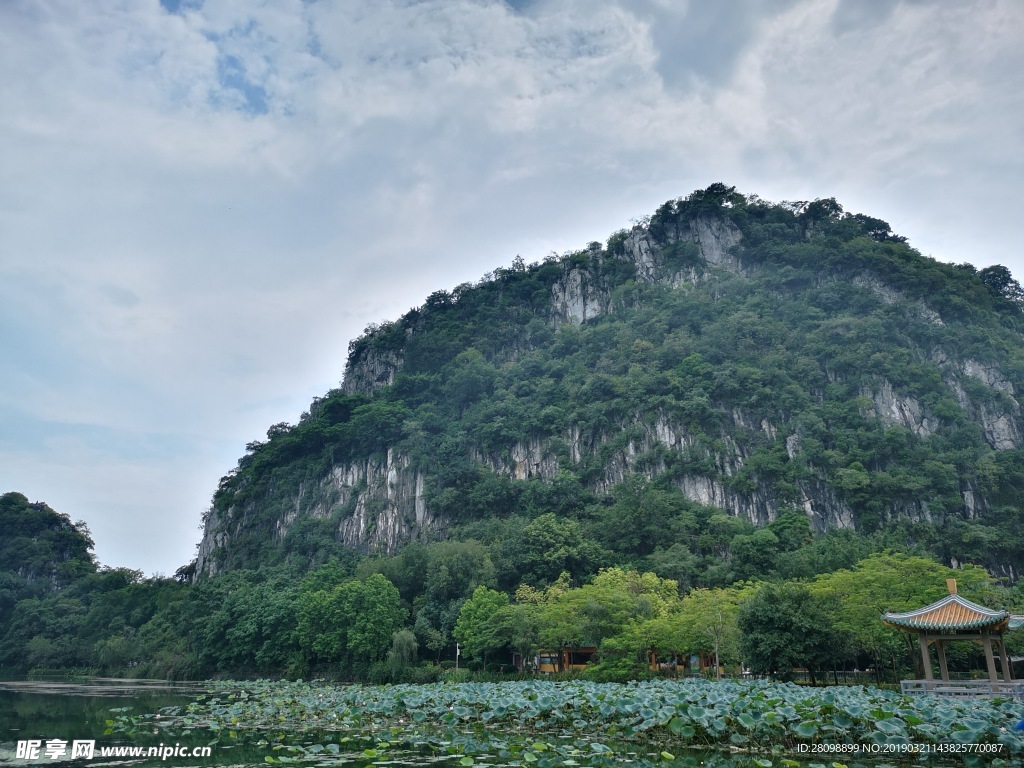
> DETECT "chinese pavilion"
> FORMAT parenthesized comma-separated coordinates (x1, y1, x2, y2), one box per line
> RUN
(882, 578, 1024, 696)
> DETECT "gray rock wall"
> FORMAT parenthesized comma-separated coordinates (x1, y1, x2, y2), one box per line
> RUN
(861, 378, 939, 437)
(342, 347, 404, 395)
(550, 267, 611, 325)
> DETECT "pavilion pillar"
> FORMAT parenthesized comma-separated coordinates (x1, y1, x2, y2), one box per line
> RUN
(998, 637, 1012, 682)
(936, 640, 950, 681)
(919, 633, 933, 680)
(982, 631, 998, 682)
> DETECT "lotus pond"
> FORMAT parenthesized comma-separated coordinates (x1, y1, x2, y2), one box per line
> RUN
(109, 679, 1024, 768)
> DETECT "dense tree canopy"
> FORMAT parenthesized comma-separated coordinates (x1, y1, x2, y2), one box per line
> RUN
(739, 582, 850, 683)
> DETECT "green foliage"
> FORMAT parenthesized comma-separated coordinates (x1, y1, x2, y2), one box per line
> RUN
(494, 513, 609, 589)
(519, 568, 678, 652)
(594, 477, 697, 558)
(672, 586, 749, 670)
(0, 559, 195, 676)
(0, 492, 96, 592)
(358, 540, 498, 660)
(195, 571, 301, 674)
(296, 573, 405, 671)
(453, 585, 509, 660)
(739, 582, 851, 682)
(807, 552, 994, 676)
(977, 264, 1024, 309)
(385, 628, 420, 678)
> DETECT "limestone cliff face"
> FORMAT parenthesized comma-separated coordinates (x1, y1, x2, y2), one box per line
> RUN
(342, 347, 403, 395)
(196, 448, 436, 577)
(471, 437, 560, 482)
(690, 214, 744, 272)
(625, 214, 743, 285)
(931, 354, 1024, 451)
(194, 507, 227, 576)
(547, 213, 743, 326)
(197, 403, 864, 577)
(861, 379, 939, 437)
(550, 265, 612, 325)
(329, 449, 435, 550)
(582, 411, 854, 532)
(852, 335, 1024, 454)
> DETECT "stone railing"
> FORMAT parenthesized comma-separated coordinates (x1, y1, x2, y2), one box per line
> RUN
(901, 679, 1024, 698)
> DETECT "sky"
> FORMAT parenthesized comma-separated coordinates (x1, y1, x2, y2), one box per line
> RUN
(2, 0, 1023, 576)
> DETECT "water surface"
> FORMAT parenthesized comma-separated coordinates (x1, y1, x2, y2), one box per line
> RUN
(0, 678, 217, 766)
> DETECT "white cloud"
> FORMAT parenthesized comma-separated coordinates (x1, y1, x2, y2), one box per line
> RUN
(1, 0, 1022, 574)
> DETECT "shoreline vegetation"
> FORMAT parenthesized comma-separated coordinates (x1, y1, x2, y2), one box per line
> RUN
(3, 550, 1024, 686)
(111, 678, 1024, 768)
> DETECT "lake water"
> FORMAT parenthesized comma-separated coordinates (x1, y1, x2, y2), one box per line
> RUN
(0, 678, 234, 767)
(0, 678, 542, 768)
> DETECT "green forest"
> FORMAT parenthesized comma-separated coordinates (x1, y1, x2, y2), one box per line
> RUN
(5, 185, 1024, 683)
(3, 490, 1024, 683)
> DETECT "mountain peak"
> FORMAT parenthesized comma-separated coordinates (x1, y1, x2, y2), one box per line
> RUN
(195, 186, 1024, 582)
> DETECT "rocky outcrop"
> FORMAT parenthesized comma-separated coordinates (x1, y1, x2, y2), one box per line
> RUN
(939, 358, 1023, 450)
(577, 411, 855, 530)
(675, 475, 779, 528)
(550, 267, 612, 324)
(551, 212, 744, 326)
(884, 499, 933, 525)
(797, 479, 856, 531)
(342, 347, 404, 395)
(856, 358, 1023, 450)
(861, 379, 938, 436)
(623, 215, 744, 285)
(331, 449, 434, 551)
(195, 448, 433, 577)
(851, 273, 944, 325)
(819, 277, 1022, 449)
(194, 505, 231, 578)
(785, 434, 802, 460)
(691, 214, 743, 272)
(472, 438, 560, 481)
(623, 229, 663, 283)
(963, 359, 1017, 396)
(962, 485, 981, 519)
(977, 405, 1022, 450)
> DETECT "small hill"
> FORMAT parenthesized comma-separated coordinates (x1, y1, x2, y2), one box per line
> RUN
(0, 492, 96, 584)
(194, 184, 1024, 583)
(0, 491, 97, 623)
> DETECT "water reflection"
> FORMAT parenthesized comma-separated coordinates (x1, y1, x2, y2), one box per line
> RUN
(0, 678, 213, 766)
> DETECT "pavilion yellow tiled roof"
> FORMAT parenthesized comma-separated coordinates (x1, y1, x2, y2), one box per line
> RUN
(881, 594, 1011, 632)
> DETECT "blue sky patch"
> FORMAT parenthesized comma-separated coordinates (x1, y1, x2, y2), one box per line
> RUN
(216, 53, 269, 115)
(158, 0, 202, 15)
